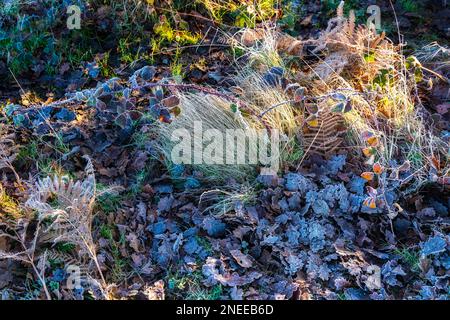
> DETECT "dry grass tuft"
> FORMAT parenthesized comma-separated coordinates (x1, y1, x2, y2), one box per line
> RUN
(155, 91, 260, 183)
(231, 2, 449, 191)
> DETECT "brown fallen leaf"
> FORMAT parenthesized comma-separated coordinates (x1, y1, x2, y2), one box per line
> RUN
(230, 249, 253, 268)
(126, 233, 141, 252)
(143, 280, 165, 300)
(435, 103, 449, 115)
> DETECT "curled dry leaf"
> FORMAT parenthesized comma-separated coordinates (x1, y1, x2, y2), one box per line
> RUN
(230, 249, 253, 269)
(161, 95, 180, 108)
(240, 29, 264, 47)
(362, 147, 376, 157)
(363, 197, 376, 209)
(361, 172, 374, 181)
(373, 163, 383, 175)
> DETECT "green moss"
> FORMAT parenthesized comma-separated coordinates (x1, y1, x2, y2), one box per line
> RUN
(196, 236, 213, 255)
(198, 0, 277, 27)
(154, 16, 201, 45)
(408, 151, 423, 167)
(96, 184, 125, 214)
(282, 137, 304, 165)
(0, 185, 22, 219)
(54, 242, 76, 253)
(99, 223, 128, 282)
(399, 0, 420, 13)
(118, 38, 142, 65)
(17, 140, 39, 162)
(37, 159, 70, 179)
(97, 52, 116, 78)
(167, 268, 223, 300)
(395, 248, 420, 273)
(171, 48, 185, 79)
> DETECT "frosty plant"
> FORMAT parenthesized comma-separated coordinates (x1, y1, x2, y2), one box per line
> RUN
(170, 121, 281, 175)
(24, 157, 109, 297)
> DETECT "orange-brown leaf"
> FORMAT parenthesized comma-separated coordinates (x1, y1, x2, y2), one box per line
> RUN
(373, 162, 384, 175)
(361, 172, 374, 181)
(367, 136, 379, 147)
(362, 147, 375, 157)
(363, 197, 377, 209)
(431, 155, 440, 170)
